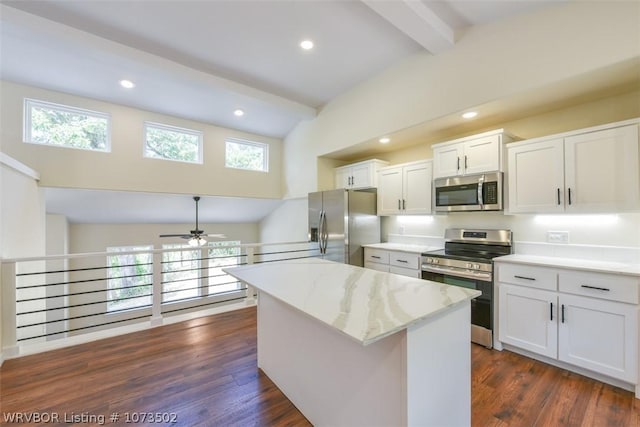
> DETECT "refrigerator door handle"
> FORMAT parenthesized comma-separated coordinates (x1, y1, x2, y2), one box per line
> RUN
(317, 210, 324, 253)
(320, 210, 328, 254)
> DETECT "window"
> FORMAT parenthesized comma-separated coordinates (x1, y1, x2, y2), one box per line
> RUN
(24, 98, 110, 151)
(225, 138, 269, 172)
(208, 241, 242, 294)
(107, 246, 153, 312)
(162, 244, 201, 302)
(144, 122, 203, 164)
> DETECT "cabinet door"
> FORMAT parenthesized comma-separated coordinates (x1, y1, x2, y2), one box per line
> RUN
(507, 138, 564, 213)
(498, 284, 558, 358)
(433, 144, 464, 178)
(351, 163, 373, 189)
(335, 167, 350, 189)
(558, 293, 638, 382)
(403, 161, 432, 214)
(364, 261, 390, 273)
(564, 124, 640, 212)
(377, 167, 403, 215)
(463, 135, 500, 175)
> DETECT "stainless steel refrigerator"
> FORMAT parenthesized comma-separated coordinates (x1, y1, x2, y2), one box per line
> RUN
(308, 189, 380, 266)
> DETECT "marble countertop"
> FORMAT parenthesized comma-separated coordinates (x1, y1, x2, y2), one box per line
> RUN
(363, 242, 441, 254)
(495, 254, 640, 277)
(224, 258, 480, 346)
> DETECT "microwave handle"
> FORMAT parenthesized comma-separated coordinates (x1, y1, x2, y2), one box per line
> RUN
(477, 174, 485, 206)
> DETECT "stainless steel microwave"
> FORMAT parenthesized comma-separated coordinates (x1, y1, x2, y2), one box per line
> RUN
(434, 172, 503, 212)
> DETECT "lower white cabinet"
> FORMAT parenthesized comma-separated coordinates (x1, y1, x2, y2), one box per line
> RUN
(558, 293, 638, 382)
(496, 261, 639, 386)
(364, 248, 421, 278)
(499, 284, 557, 358)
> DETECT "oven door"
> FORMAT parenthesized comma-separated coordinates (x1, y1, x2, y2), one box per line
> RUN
(421, 264, 493, 334)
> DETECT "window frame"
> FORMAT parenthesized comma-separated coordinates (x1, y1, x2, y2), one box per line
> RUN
(224, 137, 269, 172)
(23, 98, 112, 152)
(106, 245, 154, 313)
(143, 121, 204, 164)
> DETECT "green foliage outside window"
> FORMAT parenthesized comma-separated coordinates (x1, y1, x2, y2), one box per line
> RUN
(27, 100, 109, 151)
(107, 246, 153, 311)
(225, 139, 268, 171)
(144, 123, 201, 163)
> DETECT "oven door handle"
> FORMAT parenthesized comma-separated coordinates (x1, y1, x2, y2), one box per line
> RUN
(421, 264, 492, 282)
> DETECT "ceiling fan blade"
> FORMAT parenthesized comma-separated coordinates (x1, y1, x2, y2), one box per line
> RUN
(159, 234, 192, 238)
(204, 234, 227, 238)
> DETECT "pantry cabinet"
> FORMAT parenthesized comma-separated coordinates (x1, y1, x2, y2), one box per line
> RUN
(432, 129, 512, 178)
(496, 261, 639, 385)
(507, 122, 640, 213)
(377, 160, 432, 215)
(335, 159, 388, 190)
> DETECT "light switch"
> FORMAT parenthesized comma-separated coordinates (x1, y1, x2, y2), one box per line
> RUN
(547, 231, 569, 244)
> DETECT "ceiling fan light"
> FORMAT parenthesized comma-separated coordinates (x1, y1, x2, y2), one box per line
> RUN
(188, 236, 207, 247)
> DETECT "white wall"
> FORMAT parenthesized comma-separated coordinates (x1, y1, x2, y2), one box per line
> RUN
(69, 223, 259, 254)
(282, 1, 640, 199)
(259, 197, 308, 243)
(0, 81, 283, 200)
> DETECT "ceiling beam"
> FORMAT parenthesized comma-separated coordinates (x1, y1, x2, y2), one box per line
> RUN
(362, 0, 455, 54)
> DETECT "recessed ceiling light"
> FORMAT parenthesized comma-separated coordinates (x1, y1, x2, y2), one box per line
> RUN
(119, 79, 135, 89)
(462, 111, 478, 119)
(234, 109, 245, 117)
(379, 137, 390, 144)
(300, 40, 314, 50)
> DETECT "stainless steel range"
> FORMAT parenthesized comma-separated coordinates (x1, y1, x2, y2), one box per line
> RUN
(421, 228, 512, 348)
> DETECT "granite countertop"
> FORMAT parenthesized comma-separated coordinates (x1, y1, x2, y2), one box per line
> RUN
(224, 258, 480, 346)
(494, 254, 640, 277)
(362, 242, 442, 254)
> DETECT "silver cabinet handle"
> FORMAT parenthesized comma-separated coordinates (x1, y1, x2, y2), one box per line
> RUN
(398, 199, 401, 210)
(568, 187, 572, 205)
(402, 199, 406, 210)
(457, 157, 460, 171)
(557, 188, 561, 205)
(514, 275, 536, 281)
(396, 259, 408, 263)
(371, 255, 381, 259)
(464, 155, 468, 169)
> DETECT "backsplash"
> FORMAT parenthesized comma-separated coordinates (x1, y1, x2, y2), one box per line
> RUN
(382, 212, 640, 264)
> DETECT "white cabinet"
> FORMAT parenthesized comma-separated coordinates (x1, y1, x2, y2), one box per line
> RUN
(558, 293, 638, 383)
(432, 129, 512, 178)
(496, 261, 640, 386)
(377, 160, 432, 215)
(335, 159, 388, 190)
(499, 284, 558, 358)
(507, 122, 640, 213)
(364, 248, 422, 278)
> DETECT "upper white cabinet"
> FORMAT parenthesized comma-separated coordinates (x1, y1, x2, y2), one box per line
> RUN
(377, 160, 432, 215)
(335, 159, 389, 190)
(432, 129, 513, 178)
(507, 121, 640, 214)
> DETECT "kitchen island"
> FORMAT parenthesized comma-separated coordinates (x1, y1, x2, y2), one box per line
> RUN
(224, 258, 480, 426)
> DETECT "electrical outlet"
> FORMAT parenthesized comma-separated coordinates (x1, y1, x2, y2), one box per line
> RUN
(547, 231, 569, 244)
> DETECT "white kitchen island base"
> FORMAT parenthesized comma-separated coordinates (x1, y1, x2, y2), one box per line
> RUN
(258, 291, 472, 426)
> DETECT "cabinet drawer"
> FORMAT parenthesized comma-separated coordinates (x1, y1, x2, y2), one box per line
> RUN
(364, 248, 389, 264)
(389, 251, 420, 270)
(559, 271, 639, 304)
(364, 261, 389, 273)
(389, 265, 421, 278)
(497, 263, 557, 291)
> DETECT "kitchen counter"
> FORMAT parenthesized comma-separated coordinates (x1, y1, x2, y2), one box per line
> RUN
(495, 254, 640, 277)
(224, 258, 480, 426)
(362, 242, 440, 254)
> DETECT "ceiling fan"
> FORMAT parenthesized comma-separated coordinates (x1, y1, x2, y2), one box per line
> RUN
(159, 196, 226, 246)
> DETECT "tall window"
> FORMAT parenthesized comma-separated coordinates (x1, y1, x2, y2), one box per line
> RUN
(162, 244, 201, 302)
(225, 138, 269, 172)
(144, 122, 203, 164)
(24, 98, 110, 151)
(107, 246, 153, 312)
(208, 241, 241, 294)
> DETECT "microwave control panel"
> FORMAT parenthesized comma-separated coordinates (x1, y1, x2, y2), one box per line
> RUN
(483, 182, 498, 204)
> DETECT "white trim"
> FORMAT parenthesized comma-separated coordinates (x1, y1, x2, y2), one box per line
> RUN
(225, 137, 269, 172)
(23, 98, 112, 152)
(0, 152, 40, 181)
(143, 121, 203, 164)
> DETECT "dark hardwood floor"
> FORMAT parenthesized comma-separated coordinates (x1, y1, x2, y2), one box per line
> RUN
(1, 307, 638, 426)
